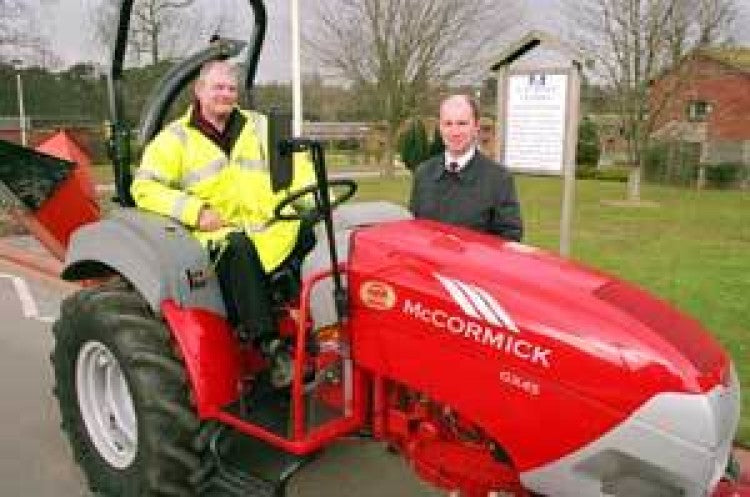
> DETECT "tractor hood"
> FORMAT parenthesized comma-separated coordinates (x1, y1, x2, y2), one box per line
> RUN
(349, 219, 731, 415)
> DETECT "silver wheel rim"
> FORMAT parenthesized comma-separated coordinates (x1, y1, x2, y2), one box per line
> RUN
(76, 341, 137, 469)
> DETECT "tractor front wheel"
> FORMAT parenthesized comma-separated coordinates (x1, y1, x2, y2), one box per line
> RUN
(51, 280, 207, 496)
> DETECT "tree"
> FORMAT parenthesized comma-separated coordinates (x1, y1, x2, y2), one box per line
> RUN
(576, 117, 601, 166)
(0, 0, 26, 50)
(573, 0, 735, 201)
(131, 0, 197, 65)
(91, 0, 196, 66)
(428, 125, 445, 157)
(0, 0, 57, 66)
(398, 118, 429, 172)
(307, 0, 521, 177)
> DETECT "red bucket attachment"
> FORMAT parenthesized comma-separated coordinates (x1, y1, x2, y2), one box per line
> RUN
(0, 132, 100, 261)
(34, 132, 100, 256)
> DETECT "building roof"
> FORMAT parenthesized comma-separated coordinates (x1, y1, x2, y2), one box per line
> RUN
(695, 47, 750, 73)
(490, 30, 585, 71)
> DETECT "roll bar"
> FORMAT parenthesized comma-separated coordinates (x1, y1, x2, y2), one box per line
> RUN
(106, 0, 267, 206)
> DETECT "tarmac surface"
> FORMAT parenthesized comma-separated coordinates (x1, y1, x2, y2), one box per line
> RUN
(0, 234, 747, 497)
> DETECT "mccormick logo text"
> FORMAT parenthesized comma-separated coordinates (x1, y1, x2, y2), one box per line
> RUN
(400, 274, 553, 368)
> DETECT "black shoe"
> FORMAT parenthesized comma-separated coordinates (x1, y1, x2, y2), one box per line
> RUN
(259, 338, 319, 390)
(258, 338, 294, 389)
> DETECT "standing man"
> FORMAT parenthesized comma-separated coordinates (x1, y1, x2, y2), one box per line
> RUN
(131, 59, 315, 351)
(409, 94, 523, 241)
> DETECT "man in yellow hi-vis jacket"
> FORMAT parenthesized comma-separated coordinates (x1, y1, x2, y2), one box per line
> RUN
(131, 60, 315, 346)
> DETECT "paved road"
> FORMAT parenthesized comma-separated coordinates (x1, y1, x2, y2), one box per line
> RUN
(0, 260, 87, 496)
(0, 259, 440, 497)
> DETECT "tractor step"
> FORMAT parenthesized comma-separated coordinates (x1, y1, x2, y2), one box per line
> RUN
(224, 375, 345, 437)
(200, 423, 311, 497)
(225, 380, 293, 437)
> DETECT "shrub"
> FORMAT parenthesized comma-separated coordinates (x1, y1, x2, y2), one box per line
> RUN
(594, 167, 630, 182)
(398, 118, 430, 172)
(644, 141, 698, 187)
(576, 164, 597, 179)
(576, 164, 629, 182)
(576, 117, 600, 166)
(428, 125, 445, 157)
(705, 163, 741, 189)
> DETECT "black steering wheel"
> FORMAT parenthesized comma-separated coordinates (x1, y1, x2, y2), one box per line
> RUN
(273, 179, 357, 224)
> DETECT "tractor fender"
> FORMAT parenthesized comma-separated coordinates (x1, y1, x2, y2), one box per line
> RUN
(61, 208, 226, 317)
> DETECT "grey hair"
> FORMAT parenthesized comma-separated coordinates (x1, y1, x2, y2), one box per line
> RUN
(196, 60, 239, 83)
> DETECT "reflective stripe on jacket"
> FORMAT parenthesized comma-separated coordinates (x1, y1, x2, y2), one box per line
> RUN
(131, 108, 315, 272)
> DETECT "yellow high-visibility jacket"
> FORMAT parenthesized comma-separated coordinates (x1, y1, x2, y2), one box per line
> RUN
(131, 108, 315, 272)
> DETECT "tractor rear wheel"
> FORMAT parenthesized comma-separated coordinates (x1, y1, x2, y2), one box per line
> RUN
(51, 279, 208, 496)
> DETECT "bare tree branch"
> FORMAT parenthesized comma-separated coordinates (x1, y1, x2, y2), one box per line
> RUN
(307, 0, 522, 176)
(0, 0, 24, 48)
(89, 0, 197, 66)
(571, 0, 735, 201)
(0, 0, 58, 66)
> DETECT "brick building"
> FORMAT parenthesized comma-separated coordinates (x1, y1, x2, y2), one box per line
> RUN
(650, 47, 750, 167)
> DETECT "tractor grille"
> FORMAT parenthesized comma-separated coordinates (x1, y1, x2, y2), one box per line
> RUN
(594, 280, 724, 373)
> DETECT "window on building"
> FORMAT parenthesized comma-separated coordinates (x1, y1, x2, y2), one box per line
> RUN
(687, 100, 712, 122)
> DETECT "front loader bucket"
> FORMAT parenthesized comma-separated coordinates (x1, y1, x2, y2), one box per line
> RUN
(0, 135, 100, 261)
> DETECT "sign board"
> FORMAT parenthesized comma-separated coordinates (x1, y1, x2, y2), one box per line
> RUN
(503, 72, 568, 174)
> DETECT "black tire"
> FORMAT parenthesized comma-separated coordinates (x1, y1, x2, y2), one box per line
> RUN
(51, 279, 212, 496)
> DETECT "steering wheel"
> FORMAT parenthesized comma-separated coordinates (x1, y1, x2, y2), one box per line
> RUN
(273, 179, 357, 224)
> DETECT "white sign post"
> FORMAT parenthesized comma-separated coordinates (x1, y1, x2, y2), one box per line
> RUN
(491, 32, 583, 257)
(504, 73, 568, 174)
(496, 67, 580, 257)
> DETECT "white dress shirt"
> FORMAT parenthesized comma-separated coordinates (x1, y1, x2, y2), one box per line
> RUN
(444, 145, 477, 172)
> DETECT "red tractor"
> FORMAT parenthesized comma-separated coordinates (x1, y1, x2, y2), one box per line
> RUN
(6, 0, 747, 496)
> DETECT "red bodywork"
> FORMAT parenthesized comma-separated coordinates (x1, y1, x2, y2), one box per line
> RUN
(349, 220, 729, 470)
(34, 132, 100, 258)
(163, 268, 367, 456)
(4, 133, 101, 262)
(160, 218, 745, 496)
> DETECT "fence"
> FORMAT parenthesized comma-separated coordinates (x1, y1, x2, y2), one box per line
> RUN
(646, 139, 750, 189)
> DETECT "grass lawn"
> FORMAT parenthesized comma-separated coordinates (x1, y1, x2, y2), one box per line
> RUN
(353, 174, 750, 446)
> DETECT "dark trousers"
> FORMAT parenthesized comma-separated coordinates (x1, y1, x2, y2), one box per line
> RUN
(214, 225, 315, 341)
(215, 231, 274, 340)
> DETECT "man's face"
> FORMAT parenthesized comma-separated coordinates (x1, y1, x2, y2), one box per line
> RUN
(195, 64, 238, 121)
(439, 97, 479, 157)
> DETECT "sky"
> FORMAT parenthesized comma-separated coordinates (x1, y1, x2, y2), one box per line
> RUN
(40, 0, 314, 80)
(34, 0, 750, 82)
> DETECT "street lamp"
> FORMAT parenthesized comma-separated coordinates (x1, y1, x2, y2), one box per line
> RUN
(10, 58, 27, 147)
